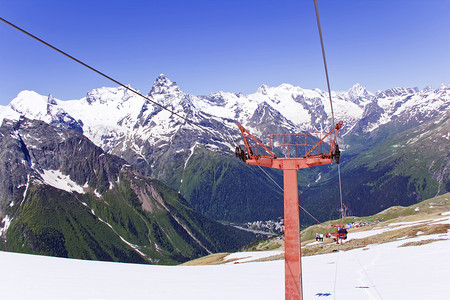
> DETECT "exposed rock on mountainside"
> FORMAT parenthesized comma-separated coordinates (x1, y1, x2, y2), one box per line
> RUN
(1, 76, 448, 222)
(0, 118, 257, 264)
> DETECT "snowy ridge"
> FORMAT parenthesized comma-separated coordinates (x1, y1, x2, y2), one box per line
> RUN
(2, 76, 447, 139)
(0, 76, 448, 178)
(224, 250, 284, 264)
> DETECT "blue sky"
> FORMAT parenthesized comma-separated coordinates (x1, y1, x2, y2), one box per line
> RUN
(1, 0, 449, 105)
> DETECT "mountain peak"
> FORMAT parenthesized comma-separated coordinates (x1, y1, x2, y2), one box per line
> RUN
(377, 87, 419, 98)
(47, 94, 57, 105)
(9, 91, 48, 116)
(439, 83, 450, 91)
(422, 85, 434, 92)
(257, 84, 269, 95)
(346, 83, 369, 98)
(149, 74, 182, 96)
(156, 74, 169, 83)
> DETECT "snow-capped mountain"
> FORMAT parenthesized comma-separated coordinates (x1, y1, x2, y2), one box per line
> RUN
(0, 117, 257, 263)
(367, 84, 450, 132)
(1, 75, 449, 221)
(3, 75, 448, 151)
(2, 75, 448, 160)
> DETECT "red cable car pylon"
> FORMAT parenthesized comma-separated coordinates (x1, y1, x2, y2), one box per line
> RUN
(237, 121, 343, 300)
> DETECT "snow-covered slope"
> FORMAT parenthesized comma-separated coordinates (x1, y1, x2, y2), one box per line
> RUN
(1, 210, 449, 299)
(367, 85, 450, 132)
(3, 76, 448, 148)
(1, 75, 448, 171)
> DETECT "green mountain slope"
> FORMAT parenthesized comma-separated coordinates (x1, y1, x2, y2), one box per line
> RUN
(0, 118, 258, 264)
(5, 184, 147, 263)
(2, 166, 258, 265)
(156, 111, 449, 226)
(300, 111, 450, 221)
(177, 146, 284, 222)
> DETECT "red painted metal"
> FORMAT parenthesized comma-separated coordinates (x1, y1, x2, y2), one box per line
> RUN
(237, 122, 343, 300)
(238, 121, 343, 162)
(284, 168, 302, 300)
(331, 204, 347, 244)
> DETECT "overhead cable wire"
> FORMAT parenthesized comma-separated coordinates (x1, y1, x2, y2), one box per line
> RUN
(257, 165, 284, 191)
(2, 17, 308, 222)
(337, 162, 344, 219)
(257, 166, 321, 224)
(0, 17, 235, 149)
(2, 16, 338, 223)
(313, 0, 345, 219)
(313, 0, 335, 127)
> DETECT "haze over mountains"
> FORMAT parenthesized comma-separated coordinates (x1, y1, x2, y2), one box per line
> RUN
(0, 75, 449, 262)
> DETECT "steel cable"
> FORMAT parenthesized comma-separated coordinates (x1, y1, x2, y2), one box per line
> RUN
(313, 0, 345, 219)
(257, 166, 321, 224)
(0, 17, 235, 149)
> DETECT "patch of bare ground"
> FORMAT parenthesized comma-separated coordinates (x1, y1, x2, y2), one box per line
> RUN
(191, 222, 450, 263)
(180, 253, 231, 266)
(254, 239, 283, 251)
(181, 194, 450, 265)
(399, 239, 447, 248)
(301, 239, 371, 256)
(385, 211, 448, 225)
(247, 253, 285, 263)
(301, 223, 450, 257)
(381, 224, 450, 241)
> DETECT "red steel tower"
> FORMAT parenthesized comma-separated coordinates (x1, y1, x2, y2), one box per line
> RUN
(237, 121, 343, 300)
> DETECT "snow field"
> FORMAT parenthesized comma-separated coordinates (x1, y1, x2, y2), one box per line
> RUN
(1, 225, 449, 299)
(38, 169, 85, 194)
